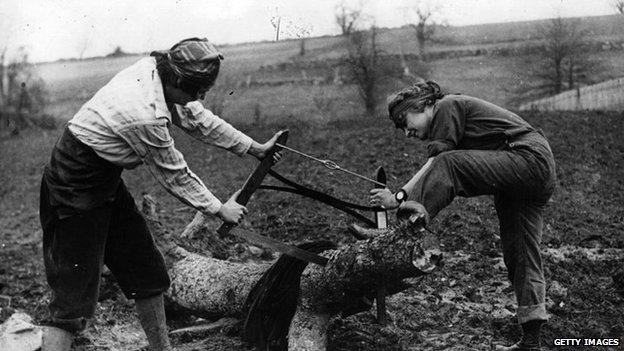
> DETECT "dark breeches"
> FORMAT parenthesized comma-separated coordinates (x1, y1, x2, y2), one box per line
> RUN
(409, 142, 556, 322)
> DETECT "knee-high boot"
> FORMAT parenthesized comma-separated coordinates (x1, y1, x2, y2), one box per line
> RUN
(135, 293, 172, 351)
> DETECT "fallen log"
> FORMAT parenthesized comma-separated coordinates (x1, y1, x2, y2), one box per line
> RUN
(142, 195, 442, 350)
(141, 195, 269, 319)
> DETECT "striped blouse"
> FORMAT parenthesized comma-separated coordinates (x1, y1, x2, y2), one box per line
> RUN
(68, 57, 253, 215)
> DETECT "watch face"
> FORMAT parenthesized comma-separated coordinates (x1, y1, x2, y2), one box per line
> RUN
(396, 190, 405, 201)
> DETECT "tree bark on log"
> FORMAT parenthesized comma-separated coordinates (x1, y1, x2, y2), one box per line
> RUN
(168, 253, 269, 319)
(141, 195, 442, 350)
(141, 195, 269, 319)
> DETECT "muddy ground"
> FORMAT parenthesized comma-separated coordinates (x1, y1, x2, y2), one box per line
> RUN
(1, 111, 623, 350)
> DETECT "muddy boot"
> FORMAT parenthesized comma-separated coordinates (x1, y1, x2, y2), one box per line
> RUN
(41, 326, 73, 351)
(396, 201, 429, 227)
(135, 293, 173, 351)
(495, 320, 544, 351)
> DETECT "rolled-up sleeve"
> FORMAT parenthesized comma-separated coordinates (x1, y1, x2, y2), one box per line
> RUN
(117, 122, 223, 214)
(426, 99, 466, 157)
(174, 101, 253, 156)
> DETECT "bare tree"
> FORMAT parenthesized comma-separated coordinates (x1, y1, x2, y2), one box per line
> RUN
(299, 37, 306, 57)
(75, 33, 91, 60)
(271, 17, 282, 42)
(335, 1, 362, 36)
(346, 27, 400, 116)
(531, 17, 594, 94)
(615, 0, 624, 14)
(0, 47, 7, 110)
(562, 46, 596, 91)
(404, 1, 443, 59)
(0, 47, 8, 130)
(347, 28, 380, 116)
(297, 24, 312, 56)
(0, 18, 12, 110)
(270, 6, 282, 42)
(284, 19, 312, 56)
(271, 13, 313, 55)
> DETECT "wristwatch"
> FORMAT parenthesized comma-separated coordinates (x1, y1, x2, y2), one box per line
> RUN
(395, 189, 408, 204)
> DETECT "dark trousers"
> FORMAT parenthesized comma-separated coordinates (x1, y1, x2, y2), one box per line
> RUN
(409, 134, 556, 323)
(40, 179, 170, 333)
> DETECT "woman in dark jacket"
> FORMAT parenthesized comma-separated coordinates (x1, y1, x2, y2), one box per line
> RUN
(369, 81, 556, 351)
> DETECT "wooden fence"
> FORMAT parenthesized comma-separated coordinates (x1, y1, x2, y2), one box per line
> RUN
(518, 77, 624, 112)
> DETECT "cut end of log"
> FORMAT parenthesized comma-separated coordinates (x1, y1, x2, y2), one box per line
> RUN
(409, 228, 443, 274)
(411, 245, 443, 273)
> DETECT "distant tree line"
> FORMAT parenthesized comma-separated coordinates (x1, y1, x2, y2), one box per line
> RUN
(335, 1, 615, 111)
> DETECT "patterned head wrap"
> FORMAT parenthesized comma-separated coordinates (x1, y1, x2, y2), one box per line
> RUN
(387, 81, 445, 128)
(151, 37, 224, 88)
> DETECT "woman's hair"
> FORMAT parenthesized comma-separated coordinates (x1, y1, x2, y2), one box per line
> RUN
(387, 81, 445, 128)
(151, 37, 222, 96)
(152, 54, 218, 96)
(153, 54, 177, 86)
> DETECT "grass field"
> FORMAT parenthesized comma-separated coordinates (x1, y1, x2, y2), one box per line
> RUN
(2, 14, 624, 351)
(35, 49, 624, 128)
(34, 14, 624, 123)
(1, 110, 623, 350)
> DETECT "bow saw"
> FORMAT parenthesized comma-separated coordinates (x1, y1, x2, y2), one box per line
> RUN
(217, 130, 388, 266)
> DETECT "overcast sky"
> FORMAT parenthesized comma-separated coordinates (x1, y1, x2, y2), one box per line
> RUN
(0, 0, 617, 63)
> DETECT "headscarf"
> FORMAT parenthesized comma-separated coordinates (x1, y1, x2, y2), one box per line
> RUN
(151, 37, 224, 87)
(387, 81, 445, 128)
